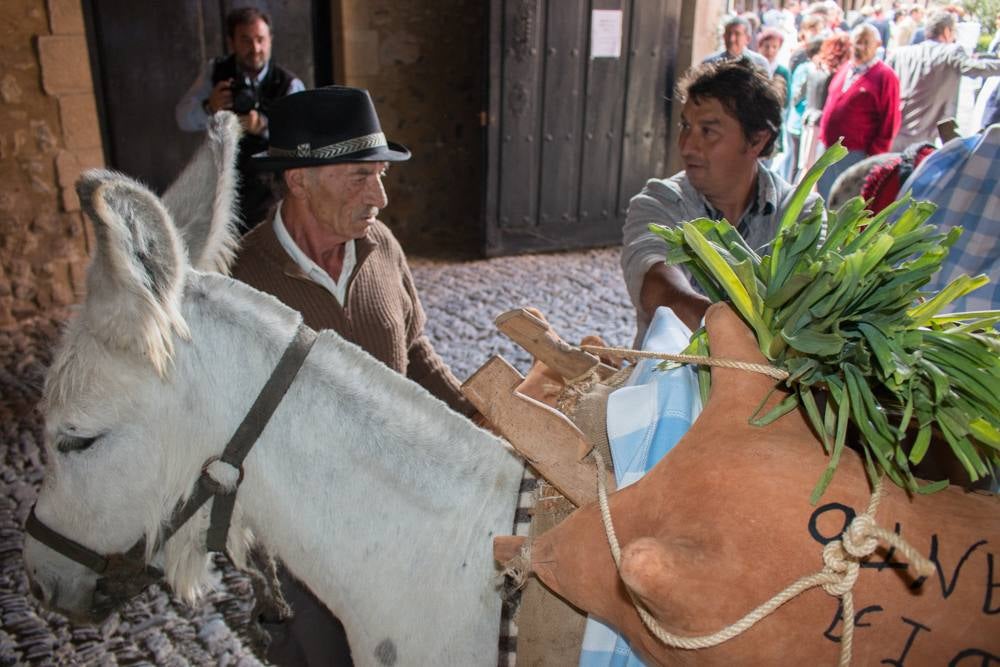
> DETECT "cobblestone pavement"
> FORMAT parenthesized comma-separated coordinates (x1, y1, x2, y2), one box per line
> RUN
(412, 247, 636, 380)
(0, 247, 636, 665)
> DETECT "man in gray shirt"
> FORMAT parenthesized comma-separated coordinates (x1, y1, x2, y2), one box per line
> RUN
(621, 60, 818, 341)
(889, 10, 1000, 150)
(703, 16, 771, 73)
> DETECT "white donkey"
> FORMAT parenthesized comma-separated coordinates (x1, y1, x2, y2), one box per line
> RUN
(22, 113, 524, 666)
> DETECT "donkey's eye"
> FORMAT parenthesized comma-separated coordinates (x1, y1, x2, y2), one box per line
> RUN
(56, 435, 99, 453)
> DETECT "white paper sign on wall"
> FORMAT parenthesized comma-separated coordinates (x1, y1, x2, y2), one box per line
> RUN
(590, 9, 623, 59)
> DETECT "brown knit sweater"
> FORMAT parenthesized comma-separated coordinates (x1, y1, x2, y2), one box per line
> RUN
(231, 218, 473, 415)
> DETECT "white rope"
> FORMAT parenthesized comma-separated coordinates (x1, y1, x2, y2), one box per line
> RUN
(591, 450, 935, 664)
(580, 344, 789, 381)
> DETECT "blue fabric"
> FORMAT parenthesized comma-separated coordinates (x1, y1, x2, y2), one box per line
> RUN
(786, 62, 810, 136)
(900, 124, 1000, 312)
(578, 307, 702, 667)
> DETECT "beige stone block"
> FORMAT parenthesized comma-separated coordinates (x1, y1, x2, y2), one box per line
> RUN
(1, 74, 23, 104)
(0, 298, 13, 328)
(11, 298, 38, 319)
(35, 282, 53, 310)
(58, 93, 101, 149)
(56, 148, 100, 213)
(13, 282, 36, 301)
(79, 147, 103, 168)
(37, 35, 92, 95)
(30, 119, 58, 152)
(54, 150, 78, 187)
(54, 147, 103, 188)
(22, 158, 54, 195)
(44, 259, 75, 305)
(47, 0, 85, 34)
(60, 185, 79, 211)
(69, 256, 89, 293)
(0, 130, 29, 159)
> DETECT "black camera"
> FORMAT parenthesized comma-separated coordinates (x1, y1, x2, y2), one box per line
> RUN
(230, 75, 260, 115)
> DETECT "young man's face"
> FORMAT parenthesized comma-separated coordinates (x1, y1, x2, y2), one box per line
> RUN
(678, 96, 765, 201)
(229, 19, 272, 75)
(292, 162, 390, 243)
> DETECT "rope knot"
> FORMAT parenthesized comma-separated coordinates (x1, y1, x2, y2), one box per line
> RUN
(820, 540, 860, 596)
(843, 513, 879, 559)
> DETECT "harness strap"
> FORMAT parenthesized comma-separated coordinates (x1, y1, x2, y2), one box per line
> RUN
(25, 509, 111, 573)
(27, 322, 317, 579)
(165, 323, 317, 553)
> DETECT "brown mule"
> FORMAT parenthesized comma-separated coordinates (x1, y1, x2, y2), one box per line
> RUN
(520, 303, 999, 665)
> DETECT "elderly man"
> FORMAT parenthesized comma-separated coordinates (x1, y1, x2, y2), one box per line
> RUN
(703, 16, 771, 73)
(621, 60, 818, 341)
(817, 23, 901, 199)
(176, 7, 304, 234)
(231, 86, 473, 666)
(232, 86, 470, 416)
(889, 10, 1000, 150)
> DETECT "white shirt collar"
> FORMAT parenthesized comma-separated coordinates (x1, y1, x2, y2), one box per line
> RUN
(851, 56, 879, 74)
(243, 62, 270, 83)
(272, 201, 356, 306)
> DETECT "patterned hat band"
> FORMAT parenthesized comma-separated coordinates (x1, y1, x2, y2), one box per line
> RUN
(268, 132, 387, 159)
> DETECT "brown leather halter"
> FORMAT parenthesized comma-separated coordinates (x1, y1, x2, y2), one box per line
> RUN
(26, 324, 317, 609)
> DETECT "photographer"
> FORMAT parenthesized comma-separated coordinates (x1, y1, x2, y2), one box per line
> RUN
(176, 7, 304, 234)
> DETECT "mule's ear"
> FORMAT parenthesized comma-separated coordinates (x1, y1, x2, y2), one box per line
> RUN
(77, 169, 190, 375)
(162, 111, 242, 274)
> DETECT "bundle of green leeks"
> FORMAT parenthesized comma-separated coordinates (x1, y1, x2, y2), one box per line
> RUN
(651, 141, 999, 503)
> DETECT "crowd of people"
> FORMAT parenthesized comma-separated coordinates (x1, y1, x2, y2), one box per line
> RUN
(160, 8, 998, 663)
(708, 1, 1000, 198)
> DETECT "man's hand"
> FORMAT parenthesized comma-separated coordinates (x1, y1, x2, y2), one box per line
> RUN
(639, 262, 711, 332)
(238, 109, 267, 136)
(206, 80, 233, 114)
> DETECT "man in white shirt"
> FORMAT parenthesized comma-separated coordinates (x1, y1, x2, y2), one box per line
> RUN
(175, 8, 304, 233)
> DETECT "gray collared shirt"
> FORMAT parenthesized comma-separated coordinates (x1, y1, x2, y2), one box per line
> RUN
(703, 49, 771, 74)
(620, 163, 818, 332)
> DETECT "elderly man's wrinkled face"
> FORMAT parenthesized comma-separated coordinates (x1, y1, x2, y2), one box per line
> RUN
(297, 162, 389, 243)
(678, 96, 764, 201)
(724, 24, 751, 57)
(850, 26, 880, 63)
(229, 19, 272, 75)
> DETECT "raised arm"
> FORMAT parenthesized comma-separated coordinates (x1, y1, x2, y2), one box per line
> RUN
(621, 178, 710, 334)
(175, 61, 216, 132)
(947, 45, 1000, 77)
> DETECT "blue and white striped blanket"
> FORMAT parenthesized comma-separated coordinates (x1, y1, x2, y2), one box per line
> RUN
(578, 307, 703, 667)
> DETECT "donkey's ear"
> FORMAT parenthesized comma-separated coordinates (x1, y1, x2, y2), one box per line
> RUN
(162, 111, 242, 274)
(77, 169, 190, 375)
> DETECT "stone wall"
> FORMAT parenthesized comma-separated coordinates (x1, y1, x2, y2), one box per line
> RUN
(0, 0, 102, 327)
(335, 0, 487, 257)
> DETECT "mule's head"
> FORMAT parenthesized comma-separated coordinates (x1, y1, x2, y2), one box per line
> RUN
(23, 114, 243, 623)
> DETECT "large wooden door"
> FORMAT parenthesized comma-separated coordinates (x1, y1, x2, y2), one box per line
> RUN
(484, 0, 680, 256)
(84, 0, 324, 193)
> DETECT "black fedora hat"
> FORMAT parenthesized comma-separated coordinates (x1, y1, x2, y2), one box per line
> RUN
(252, 86, 410, 170)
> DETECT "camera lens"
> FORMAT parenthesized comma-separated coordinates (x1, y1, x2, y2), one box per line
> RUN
(232, 89, 257, 115)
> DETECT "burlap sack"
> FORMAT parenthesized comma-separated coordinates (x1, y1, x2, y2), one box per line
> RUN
(526, 303, 999, 665)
